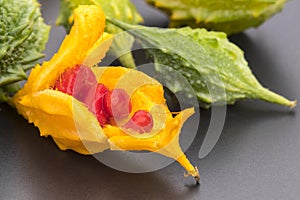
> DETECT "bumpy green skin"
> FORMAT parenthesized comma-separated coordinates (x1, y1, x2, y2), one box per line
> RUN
(147, 0, 287, 35)
(107, 18, 294, 108)
(0, 0, 50, 102)
(56, 0, 143, 68)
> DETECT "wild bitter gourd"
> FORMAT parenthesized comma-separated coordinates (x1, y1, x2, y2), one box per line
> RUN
(0, 0, 50, 102)
(147, 0, 287, 34)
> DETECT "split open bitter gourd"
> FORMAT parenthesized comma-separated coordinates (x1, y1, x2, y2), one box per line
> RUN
(13, 5, 200, 182)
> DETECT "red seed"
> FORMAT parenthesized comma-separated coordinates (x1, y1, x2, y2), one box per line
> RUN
(124, 110, 153, 133)
(54, 65, 98, 103)
(95, 107, 109, 127)
(93, 84, 109, 126)
(73, 66, 98, 103)
(103, 89, 132, 119)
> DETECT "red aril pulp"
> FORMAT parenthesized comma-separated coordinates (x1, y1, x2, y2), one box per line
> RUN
(54, 65, 81, 95)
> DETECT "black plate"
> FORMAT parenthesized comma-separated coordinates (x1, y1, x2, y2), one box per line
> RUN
(1, 0, 300, 199)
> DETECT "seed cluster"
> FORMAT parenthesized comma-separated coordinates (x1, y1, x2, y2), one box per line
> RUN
(54, 65, 153, 133)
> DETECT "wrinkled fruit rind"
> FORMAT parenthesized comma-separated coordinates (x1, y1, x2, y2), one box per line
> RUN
(147, 0, 287, 34)
(56, 0, 143, 32)
(0, 0, 50, 102)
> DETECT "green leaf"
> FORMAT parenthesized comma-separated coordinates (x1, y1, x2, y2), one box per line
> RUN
(56, 0, 143, 68)
(0, 0, 50, 102)
(147, 0, 287, 35)
(106, 18, 296, 108)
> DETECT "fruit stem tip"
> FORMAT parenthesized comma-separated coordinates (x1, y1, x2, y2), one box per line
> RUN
(290, 100, 297, 109)
(193, 166, 200, 184)
(184, 166, 200, 185)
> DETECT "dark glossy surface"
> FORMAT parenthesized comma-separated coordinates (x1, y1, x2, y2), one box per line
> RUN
(1, 1, 300, 199)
